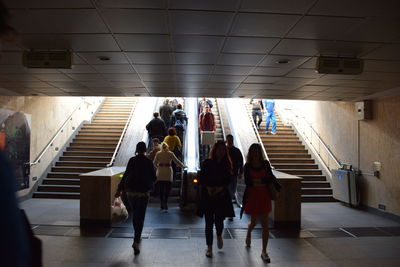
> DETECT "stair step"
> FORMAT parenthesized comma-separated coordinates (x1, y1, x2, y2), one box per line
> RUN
(268, 153, 311, 159)
(63, 151, 114, 157)
(79, 129, 123, 134)
(261, 137, 299, 141)
(60, 156, 111, 162)
(272, 163, 319, 169)
(302, 181, 331, 187)
(302, 188, 333, 195)
(95, 114, 131, 117)
(276, 169, 322, 175)
(264, 141, 303, 146)
(47, 172, 82, 178)
(76, 133, 121, 137)
(270, 158, 315, 164)
(43, 178, 80, 185)
(56, 161, 108, 167)
(67, 147, 115, 152)
(37, 184, 80, 193)
(301, 195, 336, 202)
(51, 166, 102, 173)
(73, 138, 119, 144)
(89, 122, 126, 126)
(82, 125, 124, 129)
(299, 175, 328, 181)
(265, 149, 308, 154)
(70, 143, 117, 148)
(33, 192, 80, 199)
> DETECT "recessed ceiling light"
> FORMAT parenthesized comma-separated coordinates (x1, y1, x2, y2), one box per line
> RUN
(276, 59, 290, 64)
(97, 56, 110, 61)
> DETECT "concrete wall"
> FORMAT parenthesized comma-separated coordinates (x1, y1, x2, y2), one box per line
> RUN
(0, 96, 103, 197)
(278, 96, 400, 216)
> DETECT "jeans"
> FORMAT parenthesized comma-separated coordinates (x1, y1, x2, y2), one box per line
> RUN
(228, 175, 238, 200)
(252, 109, 262, 128)
(127, 195, 149, 243)
(266, 112, 277, 133)
(158, 181, 172, 209)
(204, 209, 225, 246)
(201, 144, 211, 160)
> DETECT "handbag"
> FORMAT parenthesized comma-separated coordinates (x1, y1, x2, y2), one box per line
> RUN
(111, 197, 129, 224)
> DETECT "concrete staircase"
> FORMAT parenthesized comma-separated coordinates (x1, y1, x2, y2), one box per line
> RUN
(247, 105, 335, 202)
(33, 97, 136, 199)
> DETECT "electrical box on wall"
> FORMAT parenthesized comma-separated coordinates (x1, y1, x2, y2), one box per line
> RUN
(356, 100, 372, 120)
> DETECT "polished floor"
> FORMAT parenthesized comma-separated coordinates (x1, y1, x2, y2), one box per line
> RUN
(20, 199, 400, 267)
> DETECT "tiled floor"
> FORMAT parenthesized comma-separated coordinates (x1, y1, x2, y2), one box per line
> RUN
(19, 199, 400, 266)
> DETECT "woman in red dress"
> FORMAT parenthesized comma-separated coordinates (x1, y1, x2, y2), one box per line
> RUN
(242, 143, 281, 263)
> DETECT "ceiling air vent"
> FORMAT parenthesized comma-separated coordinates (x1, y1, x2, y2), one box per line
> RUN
(22, 51, 72, 68)
(316, 56, 363, 75)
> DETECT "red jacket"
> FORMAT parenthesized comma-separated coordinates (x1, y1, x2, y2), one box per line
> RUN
(199, 112, 215, 131)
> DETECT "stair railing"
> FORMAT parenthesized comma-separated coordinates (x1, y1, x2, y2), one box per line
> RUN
(245, 99, 269, 161)
(29, 97, 99, 166)
(277, 105, 341, 176)
(107, 101, 136, 167)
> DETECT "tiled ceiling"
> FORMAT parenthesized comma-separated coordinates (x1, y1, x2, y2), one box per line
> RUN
(0, 0, 400, 100)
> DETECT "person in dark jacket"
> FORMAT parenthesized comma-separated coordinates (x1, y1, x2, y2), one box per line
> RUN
(115, 142, 156, 255)
(198, 141, 235, 258)
(226, 134, 244, 203)
(159, 99, 173, 128)
(171, 104, 187, 145)
(146, 112, 167, 150)
(241, 143, 281, 263)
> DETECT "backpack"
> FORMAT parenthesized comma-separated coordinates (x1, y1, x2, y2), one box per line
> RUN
(206, 99, 213, 109)
(174, 111, 186, 130)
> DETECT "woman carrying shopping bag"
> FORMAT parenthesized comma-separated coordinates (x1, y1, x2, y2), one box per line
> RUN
(115, 142, 156, 255)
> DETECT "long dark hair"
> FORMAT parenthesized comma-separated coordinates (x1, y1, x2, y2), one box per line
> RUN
(135, 141, 147, 155)
(246, 143, 264, 165)
(209, 140, 233, 173)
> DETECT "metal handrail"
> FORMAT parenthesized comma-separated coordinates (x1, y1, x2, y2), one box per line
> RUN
(30, 97, 88, 166)
(107, 101, 136, 167)
(245, 99, 269, 161)
(280, 106, 341, 170)
(216, 98, 226, 140)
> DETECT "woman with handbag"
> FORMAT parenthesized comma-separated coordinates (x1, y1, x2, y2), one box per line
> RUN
(115, 142, 157, 255)
(198, 140, 235, 258)
(242, 143, 281, 263)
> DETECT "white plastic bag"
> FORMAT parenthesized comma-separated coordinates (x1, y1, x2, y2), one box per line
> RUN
(111, 197, 129, 224)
